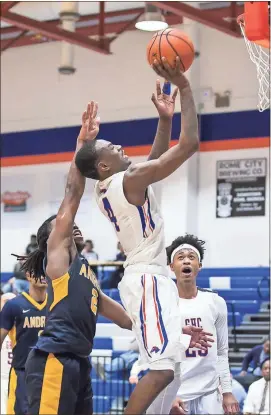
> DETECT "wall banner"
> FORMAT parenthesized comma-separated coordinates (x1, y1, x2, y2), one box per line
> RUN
(216, 158, 267, 218)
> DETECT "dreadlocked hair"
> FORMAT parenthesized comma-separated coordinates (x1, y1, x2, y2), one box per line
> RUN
(166, 233, 206, 265)
(11, 214, 57, 282)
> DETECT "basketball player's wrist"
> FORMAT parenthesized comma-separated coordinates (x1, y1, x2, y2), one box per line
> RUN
(177, 82, 191, 93)
(159, 113, 173, 122)
(222, 388, 233, 395)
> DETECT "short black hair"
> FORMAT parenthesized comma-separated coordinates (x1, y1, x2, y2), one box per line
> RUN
(85, 239, 93, 245)
(31, 234, 37, 239)
(75, 141, 99, 179)
(260, 357, 270, 369)
(12, 214, 57, 281)
(166, 233, 206, 264)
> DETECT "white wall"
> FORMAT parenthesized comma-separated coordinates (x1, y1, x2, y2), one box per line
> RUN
(1, 148, 269, 272)
(198, 24, 259, 113)
(1, 22, 259, 133)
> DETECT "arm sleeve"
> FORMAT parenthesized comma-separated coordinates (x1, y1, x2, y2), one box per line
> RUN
(241, 348, 254, 371)
(0, 301, 17, 331)
(243, 383, 256, 414)
(214, 295, 232, 394)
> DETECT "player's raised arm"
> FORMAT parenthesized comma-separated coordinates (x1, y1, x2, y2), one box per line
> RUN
(147, 80, 178, 161)
(123, 58, 199, 205)
(46, 102, 100, 280)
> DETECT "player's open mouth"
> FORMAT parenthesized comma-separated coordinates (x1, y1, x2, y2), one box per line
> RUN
(182, 267, 192, 275)
(121, 149, 128, 160)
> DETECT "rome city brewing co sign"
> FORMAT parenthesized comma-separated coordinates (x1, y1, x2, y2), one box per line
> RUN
(216, 158, 267, 218)
(1, 191, 31, 212)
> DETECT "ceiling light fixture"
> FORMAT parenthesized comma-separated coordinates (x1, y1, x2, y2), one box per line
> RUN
(135, 4, 168, 32)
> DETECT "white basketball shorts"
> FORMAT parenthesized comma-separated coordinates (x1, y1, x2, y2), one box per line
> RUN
(118, 272, 190, 371)
(183, 388, 224, 415)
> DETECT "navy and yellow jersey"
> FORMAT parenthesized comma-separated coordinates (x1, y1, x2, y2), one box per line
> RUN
(36, 254, 100, 358)
(0, 292, 47, 369)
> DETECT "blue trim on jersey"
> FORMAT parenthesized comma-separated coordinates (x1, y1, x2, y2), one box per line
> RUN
(140, 276, 151, 358)
(153, 276, 168, 354)
(137, 206, 147, 238)
(146, 196, 155, 230)
(139, 301, 149, 356)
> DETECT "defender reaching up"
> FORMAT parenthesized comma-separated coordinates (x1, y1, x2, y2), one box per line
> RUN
(17, 103, 133, 415)
(75, 59, 212, 415)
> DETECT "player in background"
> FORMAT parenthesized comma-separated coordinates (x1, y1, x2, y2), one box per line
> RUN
(1, 292, 16, 415)
(75, 59, 213, 415)
(0, 273, 47, 415)
(16, 102, 133, 415)
(167, 234, 239, 415)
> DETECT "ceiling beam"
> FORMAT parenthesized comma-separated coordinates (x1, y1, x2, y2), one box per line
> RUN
(111, 11, 144, 39)
(150, 1, 241, 37)
(1, 14, 182, 47)
(0, 4, 244, 37)
(0, 1, 19, 14)
(0, 14, 182, 50)
(0, 7, 146, 35)
(1, 10, 111, 53)
(1, 29, 27, 52)
(202, 4, 243, 20)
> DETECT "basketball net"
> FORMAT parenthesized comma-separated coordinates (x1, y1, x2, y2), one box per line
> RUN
(238, 16, 270, 112)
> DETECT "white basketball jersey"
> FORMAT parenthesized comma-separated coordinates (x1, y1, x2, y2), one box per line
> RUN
(95, 171, 167, 275)
(1, 336, 12, 379)
(178, 290, 222, 401)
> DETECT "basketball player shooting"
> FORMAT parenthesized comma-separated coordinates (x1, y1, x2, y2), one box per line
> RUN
(75, 58, 213, 415)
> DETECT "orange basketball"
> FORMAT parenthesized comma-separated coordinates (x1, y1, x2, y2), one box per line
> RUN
(147, 28, 195, 72)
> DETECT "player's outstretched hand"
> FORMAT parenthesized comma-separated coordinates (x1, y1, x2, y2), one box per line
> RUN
(151, 79, 178, 120)
(222, 393, 240, 415)
(152, 57, 189, 91)
(78, 101, 100, 142)
(182, 326, 214, 350)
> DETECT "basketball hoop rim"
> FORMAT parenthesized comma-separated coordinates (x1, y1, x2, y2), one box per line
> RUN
(237, 13, 270, 49)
